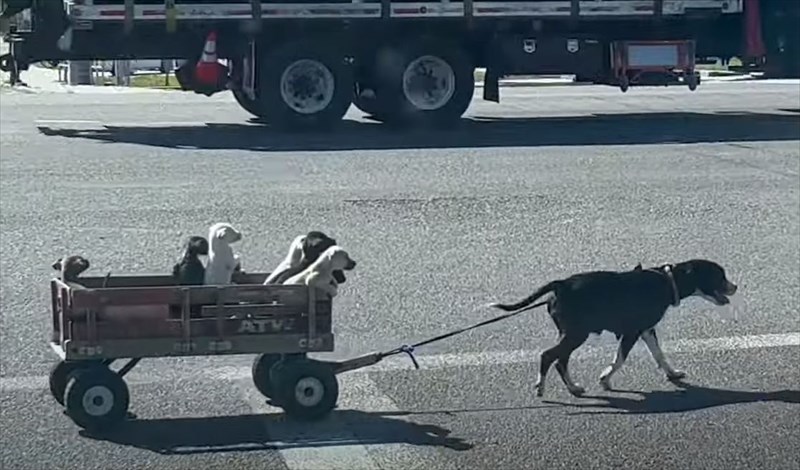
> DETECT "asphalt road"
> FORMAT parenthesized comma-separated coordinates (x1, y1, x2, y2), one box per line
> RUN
(1, 81, 799, 470)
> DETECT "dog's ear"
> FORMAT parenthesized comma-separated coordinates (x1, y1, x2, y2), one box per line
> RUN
(52, 258, 63, 270)
(633, 263, 642, 271)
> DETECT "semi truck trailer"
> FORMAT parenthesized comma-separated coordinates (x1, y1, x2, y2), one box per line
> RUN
(1, 1, 797, 130)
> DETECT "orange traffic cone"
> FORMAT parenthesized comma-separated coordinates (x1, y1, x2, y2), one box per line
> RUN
(194, 31, 226, 87)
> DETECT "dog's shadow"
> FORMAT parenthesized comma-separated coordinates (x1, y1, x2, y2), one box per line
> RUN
(545, 380, 800, 415)
(78, 408, 476, 455)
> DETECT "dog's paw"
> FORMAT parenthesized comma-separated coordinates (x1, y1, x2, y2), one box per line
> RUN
(567, 385, 586, 397)
(534, 381, 545, 397)
(667, 370, 687, 381)
(599, 376, 613, 391)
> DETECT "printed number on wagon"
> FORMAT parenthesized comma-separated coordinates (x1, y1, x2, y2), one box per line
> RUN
(298, 337, 324, 349)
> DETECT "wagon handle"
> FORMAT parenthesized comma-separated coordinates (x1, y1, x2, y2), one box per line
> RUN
(377, 299, 549, 369)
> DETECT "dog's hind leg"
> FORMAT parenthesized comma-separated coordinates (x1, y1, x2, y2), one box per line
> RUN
(536, 333, 585, 397)
(640, 328, 686, 381)
(598, 334, 639, 391)
(554, 332, 589, 397)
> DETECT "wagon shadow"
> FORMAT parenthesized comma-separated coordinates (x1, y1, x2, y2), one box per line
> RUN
(78, 408, 475, 455)
(543, 380, 800, 416)
(36, 110, 800, 152)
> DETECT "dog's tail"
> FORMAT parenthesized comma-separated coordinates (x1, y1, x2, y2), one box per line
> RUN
(487, 281, 559, 312)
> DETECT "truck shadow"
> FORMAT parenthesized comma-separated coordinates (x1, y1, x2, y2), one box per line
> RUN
(544, 381, 800, 416)
(77, 408, 476, 455)
(36, 111, 800, 152)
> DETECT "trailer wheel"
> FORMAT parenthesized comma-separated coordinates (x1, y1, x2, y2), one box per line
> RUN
(64, 365, 130, 431)
(259, 41, 353, 130)
(251, 353, 282, 398)
(686, 72, 700, 91)
(374, 39, 474, 126)
(49, 360, 98, 406)
(232, 89, 264, 119)
(273, 358, 338, 421)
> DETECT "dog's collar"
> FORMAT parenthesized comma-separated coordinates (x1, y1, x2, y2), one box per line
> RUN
(647, 264, 681, 307)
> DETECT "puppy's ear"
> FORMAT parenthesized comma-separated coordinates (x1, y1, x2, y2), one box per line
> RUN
(633, 263, 642, 271)
(52, 258, 63, 270)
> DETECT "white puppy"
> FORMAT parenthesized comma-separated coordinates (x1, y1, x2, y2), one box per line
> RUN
(204, 222, 243, 285)
(263, 234, 306, 285)
(283, 245, 356, 298)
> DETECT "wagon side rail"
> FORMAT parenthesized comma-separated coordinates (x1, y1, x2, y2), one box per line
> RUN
(50, 275, 334, 361)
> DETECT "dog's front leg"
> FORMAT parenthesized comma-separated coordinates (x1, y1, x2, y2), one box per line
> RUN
(640, 328, 686, 381)
(599, 334, 638, 391)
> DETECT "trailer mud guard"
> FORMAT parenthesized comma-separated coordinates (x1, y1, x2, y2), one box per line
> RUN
(483, 67, 500, 103)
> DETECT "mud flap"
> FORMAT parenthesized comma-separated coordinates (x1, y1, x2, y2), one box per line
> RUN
(482, 66, 500, 102)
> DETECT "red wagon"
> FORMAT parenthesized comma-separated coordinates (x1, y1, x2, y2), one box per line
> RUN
(48, 271, 382, 430)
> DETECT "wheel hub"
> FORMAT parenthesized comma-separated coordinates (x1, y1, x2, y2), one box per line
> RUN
(402, 55, 456, 111)
(280, 59, 335, 115)
(294, 377, 324, 407)
(82, 385, 114, 417)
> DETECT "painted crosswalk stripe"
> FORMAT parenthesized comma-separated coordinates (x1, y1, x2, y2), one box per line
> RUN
(233, 372, 458, 470)
(1, 332, 798, 392)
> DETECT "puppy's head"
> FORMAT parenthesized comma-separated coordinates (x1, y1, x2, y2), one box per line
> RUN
(304, 231, 347, 284)
(321, 246, 357, 272)
(677, 259, 738, 306)
(52, 255, 90, 281)
(210, 222, 242, 244)
(185, 236, 209, 256)
(303, 231, 338, 262)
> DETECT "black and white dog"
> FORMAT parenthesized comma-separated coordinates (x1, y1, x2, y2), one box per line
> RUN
(52, 255, 91, 288)
(263, 230, 346, 285)
(489, 259, 738, 397)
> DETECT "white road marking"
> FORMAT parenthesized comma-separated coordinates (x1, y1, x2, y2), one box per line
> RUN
(34, 119, 103, 125)
(232, 371, 452, 470)
(2, 332, 798, 393)
(34, 119, 220, 128)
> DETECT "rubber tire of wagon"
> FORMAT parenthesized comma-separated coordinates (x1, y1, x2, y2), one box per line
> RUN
(272, 358, 339, 421)
(49, 360, 101, 406)
(257, 40, 353, 130)
(64, 365, 130, 431)
(372, 39, 474, 127)
(251, 353, 283, 399)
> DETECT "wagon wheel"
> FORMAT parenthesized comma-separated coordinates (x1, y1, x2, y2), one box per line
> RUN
(272, 358, 339, 421)
(49, 360, 103, 406)
(64, 365, 130, 431)
(251, 353, 282, 399)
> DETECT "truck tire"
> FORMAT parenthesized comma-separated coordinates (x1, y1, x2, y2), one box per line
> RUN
(258, 40, 353, 130)
(232, 89, 264, 119)
(372, 39, 474, 127)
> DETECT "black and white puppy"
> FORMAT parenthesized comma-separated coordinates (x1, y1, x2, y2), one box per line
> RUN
(488, 259, 738, 397)
(172, 235, 209, 285)
(52, 255, 91, 288)
(263, 230, 346, 285)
